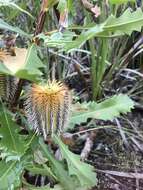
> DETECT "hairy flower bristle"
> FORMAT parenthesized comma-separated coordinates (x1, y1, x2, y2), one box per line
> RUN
(25, 80, 72, 139)
(0, 74, 18, 102)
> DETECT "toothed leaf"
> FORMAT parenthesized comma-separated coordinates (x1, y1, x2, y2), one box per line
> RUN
(54, 135, 97, 189)
(104, 8, 143, 35)
(39, 138, 76, 190)
(0, 158, 26, 189)
(0, 105, 29, 160)
(70, 94, 134, 127)
(0, 18, 31, 38)
(64, 8, 143, 51)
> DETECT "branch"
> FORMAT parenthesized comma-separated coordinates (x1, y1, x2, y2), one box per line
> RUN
(34, 0, 49, 36)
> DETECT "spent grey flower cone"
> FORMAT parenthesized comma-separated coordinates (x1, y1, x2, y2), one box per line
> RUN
(0, 74, 18, 102)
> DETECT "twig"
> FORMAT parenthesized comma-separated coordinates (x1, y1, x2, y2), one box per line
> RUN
(72, 125, 116, 136)
(121, 35, 143, 66)
(115, 118, 129, 148)
(80, 136, 93, 160)
(106, 174, 126, 189)
(34, 0, 49, 36)
(96, 169, 143, 179)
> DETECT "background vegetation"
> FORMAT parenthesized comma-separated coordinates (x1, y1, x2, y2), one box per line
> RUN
(0, 0, 143, 189)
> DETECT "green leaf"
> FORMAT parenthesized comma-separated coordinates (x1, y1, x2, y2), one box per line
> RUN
(109, 0, 135, 4)
(0, 105, 29, 160)
(39, 138, 76, 190)
(104, 8, 143, 35)
(64, 8, 143, 51)
(0, 0, 33, 18)
(64, 25, 103, 51)
(26, 165, 53, 177)
(24, 184, 85, 190)
(0, 44, 45, 82)
(70, 94, 134, 127)
(0, 18, 31, 38)
(54, 135, 97, 189)
(24, 183, 64, 190)
(57, 0, 67, 13)
(15, 45, 45, 82)
(46, 0, 59, 9)
(0, 160, 24, 189)
(26, 163, 57, 180)
(38, 31, 76, 49)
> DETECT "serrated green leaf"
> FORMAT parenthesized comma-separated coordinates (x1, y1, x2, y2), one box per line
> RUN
(25, 184, 86, 190)
(70, 94, 134, 127)
(104, 8, 143, 35)
(0, 160, 24, 189)
(26, 163, 57, 180)
(54, 135, 97, 189)
(0, 105, 29, 160)
(24, 183, 64, 190)
(0, 18, 31, 38)
(64, 24, 104, 51)
(39, 138, 76, 190)
(38, 31, 76, 49)
(64, 8, 143, 51)
(26, 165, 53, 177)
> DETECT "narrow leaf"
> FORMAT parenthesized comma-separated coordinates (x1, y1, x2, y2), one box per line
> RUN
(57, 0, 67, 13)
(0, 18, 31, 38)
(0, 105, 29, 160)
(0, 0, 33, 18)
(0, 160, 24, 189)
(109, 0, 135, 4)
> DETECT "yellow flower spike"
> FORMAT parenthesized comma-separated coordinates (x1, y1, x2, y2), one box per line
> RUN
(25, 80, 72, 140)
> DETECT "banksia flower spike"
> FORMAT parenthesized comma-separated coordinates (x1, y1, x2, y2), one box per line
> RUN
(0, 74, 18, 102)
(0, 51, 18, 102)
(25, 80, 72, 140)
